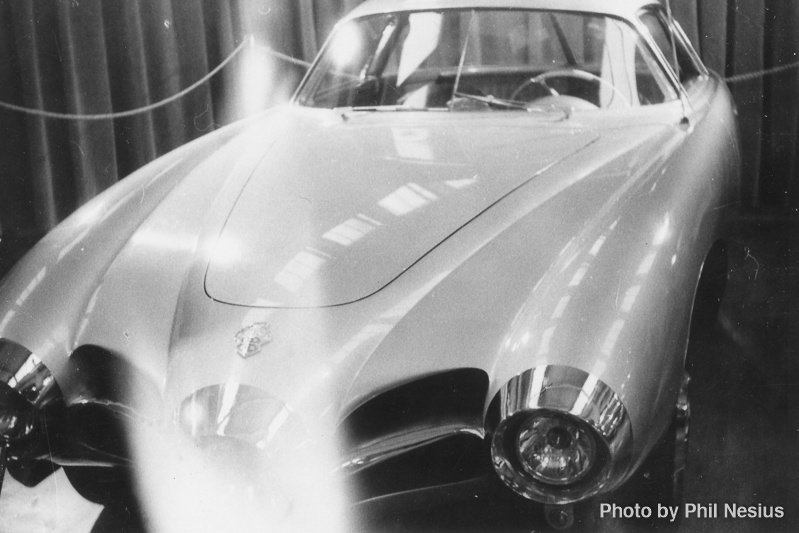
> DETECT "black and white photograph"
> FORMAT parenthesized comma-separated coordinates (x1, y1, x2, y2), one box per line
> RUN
(0, 0, 797, 531)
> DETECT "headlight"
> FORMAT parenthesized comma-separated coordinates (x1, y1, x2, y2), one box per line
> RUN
(489, 365, 632, 505)
(516, 413, 595, 485)
(176, 384, 307, 457)
(0, 339, 63, 445)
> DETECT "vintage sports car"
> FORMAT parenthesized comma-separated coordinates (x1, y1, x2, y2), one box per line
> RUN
(0, 0, 739, 530)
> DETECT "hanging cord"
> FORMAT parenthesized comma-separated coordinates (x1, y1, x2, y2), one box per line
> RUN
(0, 36, 310, 121)
(3, 27, 795, 118)
(725, 60, 799, 84)
(260, 46, 313, 69)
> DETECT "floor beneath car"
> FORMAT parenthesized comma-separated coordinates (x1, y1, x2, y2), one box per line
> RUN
(0, 212, 796, 533)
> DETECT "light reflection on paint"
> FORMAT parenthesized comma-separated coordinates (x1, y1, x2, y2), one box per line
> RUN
(131, 228, 195, 252)
(380, 271, 449, 319)
(589, 235, 606, 256)
(559, 250, 579, 273)
(57, 227, 92, 263)
(445, 176, 478, 189)
(74, 203, 106, 226)
(331, 324, 393, 363)
(210, 235, 242, 267)
(636, 252, 657, 276)
(568, 265, 588, 287)
(653, 213, 671, 246)
(620, 285, 641, 314)
(0, 310, 15, 332)
(591, 360, 607, 379)
(274, 250, 327, 293)
(322, 216, 376, 246)
(558, 237, 576, 258)
(75, 286, 103, 341)
(537, 326, 556, 356)
(378, 183, 438, 216)
(15, 267, 46, 307)
(181, 400, 208, 436)
(551, 295, 571, 319)
(392, 128, 434, 161)
(601, 319, 626, 355)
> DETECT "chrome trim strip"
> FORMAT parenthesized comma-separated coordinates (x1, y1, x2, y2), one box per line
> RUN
(51, 459, 119, 468)
(70, 397, 159, 427)
(337, 423, 484, 474)
(489, 365, 633, 505)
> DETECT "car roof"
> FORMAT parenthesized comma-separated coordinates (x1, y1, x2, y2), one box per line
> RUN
(344, 0, 660, 23)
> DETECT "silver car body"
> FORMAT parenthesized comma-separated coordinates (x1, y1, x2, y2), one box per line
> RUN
(0, 0, 740, 524)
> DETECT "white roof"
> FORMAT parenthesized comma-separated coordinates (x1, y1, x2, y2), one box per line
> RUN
(345, 0, 659, 23)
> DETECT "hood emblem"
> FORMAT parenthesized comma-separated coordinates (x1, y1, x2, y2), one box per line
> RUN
(235, 322, 272, 359)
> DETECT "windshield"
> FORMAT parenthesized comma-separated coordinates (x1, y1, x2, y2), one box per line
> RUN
(296, 9, 678, 112)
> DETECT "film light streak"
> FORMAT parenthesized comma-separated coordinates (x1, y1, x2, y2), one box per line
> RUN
(123, 44, 349, 532)
(129, 383, 349, 532)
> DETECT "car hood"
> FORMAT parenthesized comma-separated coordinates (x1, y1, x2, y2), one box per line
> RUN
(0, 103, 692, 454)
(204, 110, 596, 307)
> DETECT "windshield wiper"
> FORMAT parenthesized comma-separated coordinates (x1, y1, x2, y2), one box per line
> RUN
(449, 93, 571, 120)
(335, 105, 439, 119)
(451, 92, 530, 111)
(335, 105, 434, 113)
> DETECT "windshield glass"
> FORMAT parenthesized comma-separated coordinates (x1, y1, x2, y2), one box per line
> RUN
(296, 9, 677, 112)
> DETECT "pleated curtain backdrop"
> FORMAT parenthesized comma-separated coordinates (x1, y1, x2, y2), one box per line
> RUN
(682, 0, 799, 210)
(0, 0, 244, 236)
(0, 0, 798, 274)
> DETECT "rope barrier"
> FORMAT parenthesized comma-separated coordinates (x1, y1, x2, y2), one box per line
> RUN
(260, 46, 313, 69)
(725, 60, 799, 83)
(0, 36, 254, 120)
(0, 33, 795, 119)
(0, 36, 308, 121)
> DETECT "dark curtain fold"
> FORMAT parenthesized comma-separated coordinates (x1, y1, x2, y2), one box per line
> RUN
(57, 0, 118, 202)
(103, 0, 159, 177)
(677, 0, 799, 210)
(0, 0, 249, 272)
(759, 1, 799, 208)
(1, 0, 798, 275)
(727, 0, 766, 207)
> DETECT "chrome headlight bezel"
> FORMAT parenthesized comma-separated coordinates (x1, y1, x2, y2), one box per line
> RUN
(488, 365, 633, 505)
(0, 339, 63, 446)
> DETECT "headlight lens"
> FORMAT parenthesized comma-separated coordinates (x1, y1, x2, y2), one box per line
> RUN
(0, 340, 62, 443)
(516, 413, 595, 485)
(489, 366, 633, 504)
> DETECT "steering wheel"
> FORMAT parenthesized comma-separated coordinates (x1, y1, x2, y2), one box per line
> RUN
(511, 68, 632, 108)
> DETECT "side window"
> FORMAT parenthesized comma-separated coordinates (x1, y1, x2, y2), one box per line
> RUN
(639, 11, 703, 89)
